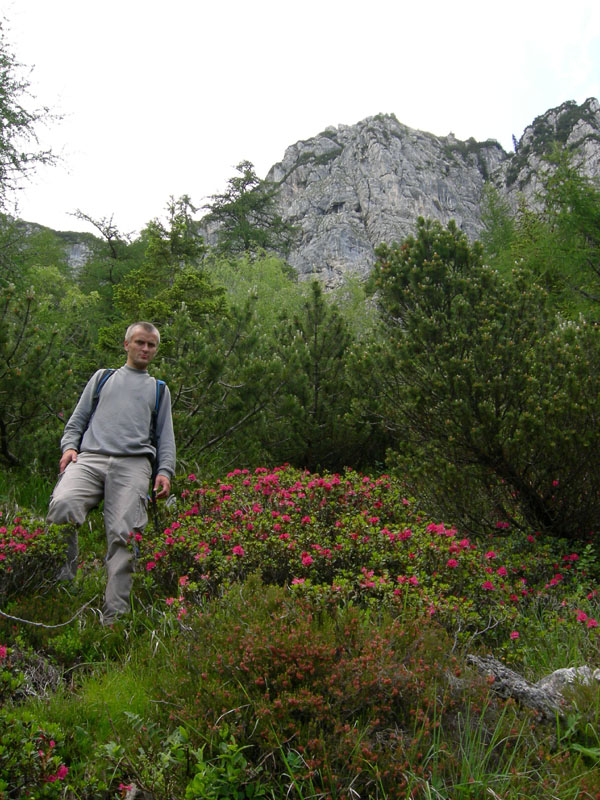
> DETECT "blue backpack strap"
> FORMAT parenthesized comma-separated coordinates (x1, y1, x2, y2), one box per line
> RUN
(149, 379, 166, 481)
(93, 369, 115, 408)
(79, 369, 115, 449)
(155, 379, 165, 415)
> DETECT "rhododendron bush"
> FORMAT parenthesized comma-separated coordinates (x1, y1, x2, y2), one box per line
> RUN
(0, 514, 66, 598)
(136, 466, 598, 645)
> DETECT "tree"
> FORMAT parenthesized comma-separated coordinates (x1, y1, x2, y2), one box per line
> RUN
(0, 265, 98, 471)
(367, 217, 600, 540)
(109, 195, 216, 334)
(541, 146, 600, 309)
(482, 148, 600, 319)
(0, 20, 56, 209)
(203, 160, 297, 257)
(266, 282, 367, 472)
(71, 210, 145, 326)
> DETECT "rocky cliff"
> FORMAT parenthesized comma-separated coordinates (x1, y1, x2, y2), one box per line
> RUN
(266, 98, 600, 286)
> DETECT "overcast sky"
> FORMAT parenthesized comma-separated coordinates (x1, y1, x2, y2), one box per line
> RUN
(4, 0, 600, 235)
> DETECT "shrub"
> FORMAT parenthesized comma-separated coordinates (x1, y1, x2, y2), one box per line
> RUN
(0, 512, 66, 599)
(367, 217, 600, 541)
(136, 466, 597, 650)
(0, 710, 69, 798)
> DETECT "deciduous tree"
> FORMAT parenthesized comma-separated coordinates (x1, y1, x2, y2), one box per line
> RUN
(0, 20, 56, 209)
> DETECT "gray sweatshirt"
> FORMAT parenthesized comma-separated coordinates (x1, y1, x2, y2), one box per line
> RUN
(61, 365, 176, 479)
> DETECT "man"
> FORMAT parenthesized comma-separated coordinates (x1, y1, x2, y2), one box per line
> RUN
(47, 322, 176, 624)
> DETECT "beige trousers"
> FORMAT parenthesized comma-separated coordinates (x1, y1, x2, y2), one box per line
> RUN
(47, 452, 151, 622)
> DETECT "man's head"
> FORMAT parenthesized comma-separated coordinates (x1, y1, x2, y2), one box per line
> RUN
(124, 322, 160, 370)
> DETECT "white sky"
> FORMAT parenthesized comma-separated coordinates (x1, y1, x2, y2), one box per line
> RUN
(4, 0, 600, 235)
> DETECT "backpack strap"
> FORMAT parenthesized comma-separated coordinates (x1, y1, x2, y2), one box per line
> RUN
(149, 379, 166, 481)
(78, 369, 115, 450)
(91, 369, 116, 416)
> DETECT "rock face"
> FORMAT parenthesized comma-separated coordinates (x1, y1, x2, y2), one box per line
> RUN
(266, 98, 600, 286)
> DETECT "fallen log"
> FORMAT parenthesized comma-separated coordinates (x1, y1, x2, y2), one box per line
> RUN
(466, 655, 600, 719)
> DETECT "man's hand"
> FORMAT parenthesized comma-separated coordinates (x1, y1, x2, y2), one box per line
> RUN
(153, 474, 171, 500)
(59, 449, 78, 473)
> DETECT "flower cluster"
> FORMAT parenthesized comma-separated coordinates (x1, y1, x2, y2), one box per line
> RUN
(136, 466, 597, 642)
(0, 515, 67, 598)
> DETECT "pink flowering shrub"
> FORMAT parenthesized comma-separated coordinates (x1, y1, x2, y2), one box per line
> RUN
(0, 710, 69, 797)
(0, 514, 67, 599)
(137, 466, 597, 645)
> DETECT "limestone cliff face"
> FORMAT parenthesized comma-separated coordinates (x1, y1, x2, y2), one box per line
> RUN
(497, 98, 600, 212)
(266, 98, 600, 286)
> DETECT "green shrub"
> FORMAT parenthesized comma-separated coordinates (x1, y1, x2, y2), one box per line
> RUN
(367, 217, 600, 541)
(0, 710, 69, 798)
(0, 512, 66, 599)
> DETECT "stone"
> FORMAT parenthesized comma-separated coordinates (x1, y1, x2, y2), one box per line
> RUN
(264, 98, 600, 287)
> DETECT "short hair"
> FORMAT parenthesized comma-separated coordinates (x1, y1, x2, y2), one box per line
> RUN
(125, 321, 160, 345)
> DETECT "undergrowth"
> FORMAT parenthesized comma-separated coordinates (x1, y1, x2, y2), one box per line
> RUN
(1, 466, 600, 798)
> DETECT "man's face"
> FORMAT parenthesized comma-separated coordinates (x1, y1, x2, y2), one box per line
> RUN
(124, 327, 159, 370)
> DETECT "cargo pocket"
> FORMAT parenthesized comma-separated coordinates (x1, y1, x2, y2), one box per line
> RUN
(130, 493, 149, 560)
(134, 492, 149, 533)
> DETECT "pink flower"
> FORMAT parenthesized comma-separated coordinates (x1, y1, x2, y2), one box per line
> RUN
(485, 551, 497, 559)
(165, 597, 175, 606)
(510, 631, 520, 640)
(496, 566, 508, 577)
(446, 559, 459, 568)
(482, 581, 495, 591)
(588, 618, 599, 628)
(0, 645, 7, 660)
(232, 545, 245, 556)
(291, 577, 305, 585)
(56, 765, 68, 779)
(408, 576, 419, 586)
(179, 575, 189, 586)
(576, 610, 588, 623)
(301, 552, 313, 566)
(187, 473, 197, 481)
(146, 561, 156, 571)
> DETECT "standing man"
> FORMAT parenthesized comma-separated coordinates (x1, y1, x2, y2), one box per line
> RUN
(47, 322, 176, 624)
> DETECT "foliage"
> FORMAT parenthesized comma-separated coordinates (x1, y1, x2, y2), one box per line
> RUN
(266, 281, 362, 472)
(0, 709, 69, 797)
(203, 160, 297, 257)
(541, 146, 600, 311)
(3, 463, 600, 798)
(0, 265, 98, 471)
(0, 511, 66, 598)
(132, 467, 600, 652)
(72, 210, 146, 325)
(484, 148, 600, 318)
(366, 217, 600, 540)
(0, 21, 56, 210)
